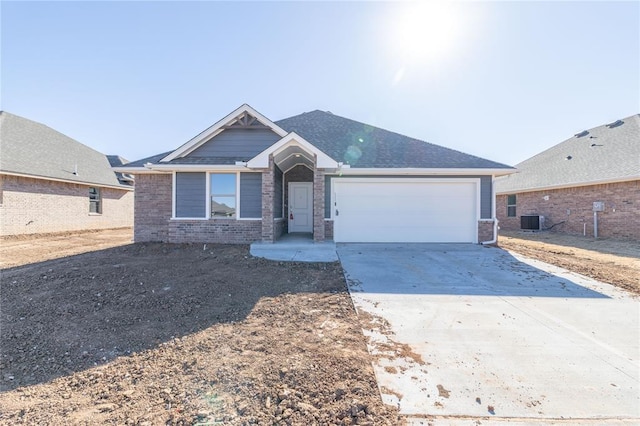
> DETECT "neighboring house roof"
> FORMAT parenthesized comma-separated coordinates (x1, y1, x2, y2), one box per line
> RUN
(120, 105, 514, 174)
(496, 114, 640, 194)
(0, 111, 132, 189)
(275, 110, 511, 169)
(106, 155, 135, 186)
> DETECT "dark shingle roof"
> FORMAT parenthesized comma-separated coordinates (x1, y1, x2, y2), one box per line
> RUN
(127, 108, 513, 171)
(496, 114, 640, 193)
(276, 110, 512, 169)
(0, 111, 130, 188)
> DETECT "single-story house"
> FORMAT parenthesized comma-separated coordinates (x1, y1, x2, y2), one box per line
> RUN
(115, 104, 514, 244)
(495, 114, 639, 240)
(0, 111, 134, 237)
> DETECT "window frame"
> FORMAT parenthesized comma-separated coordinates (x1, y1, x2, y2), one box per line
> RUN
(209, 173, 238, 219)
(506, 194, 516, 217)
(89, 186, 102, 214)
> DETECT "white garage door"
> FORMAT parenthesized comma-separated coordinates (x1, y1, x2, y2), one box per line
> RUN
(333, 179, 478, 243)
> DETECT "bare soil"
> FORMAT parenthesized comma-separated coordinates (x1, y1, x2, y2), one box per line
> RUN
(498, 230, 640, 296)
(1, 229, 637, 425)
(0, 232, 400, 425)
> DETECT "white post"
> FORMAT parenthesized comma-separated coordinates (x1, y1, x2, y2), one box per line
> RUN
(593, 211, 598, 239)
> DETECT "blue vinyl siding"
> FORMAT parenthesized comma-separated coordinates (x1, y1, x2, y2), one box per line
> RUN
(480, 176, 492, 219)
(274, 167, 283, 218)
(176, 172, 206, 218)
(239, 173, 262, 218)
(189, 129, 280, 159)
(325, 175, 493, 219)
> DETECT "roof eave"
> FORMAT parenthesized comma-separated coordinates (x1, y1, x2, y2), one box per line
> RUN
(496, 175, 640, 195)
(335, 167, 517, 176)
(0, 170, 134, 191)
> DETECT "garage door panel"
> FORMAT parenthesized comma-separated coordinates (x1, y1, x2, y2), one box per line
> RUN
(334, 180, 477, 243)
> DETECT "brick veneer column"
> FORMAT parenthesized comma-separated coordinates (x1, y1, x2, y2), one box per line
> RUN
(313, 162, 325, 242)
(261, 156, 275, 242)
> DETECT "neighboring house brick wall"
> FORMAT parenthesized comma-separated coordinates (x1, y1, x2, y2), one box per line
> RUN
(497, 180, 640, 240)
(0, 174, 133, 237)
(134, 174, 172, 242)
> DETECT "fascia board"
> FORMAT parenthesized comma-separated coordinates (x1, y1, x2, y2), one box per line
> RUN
(145, 164, 248, 172)
(160, 104, 289, 163)
(334, 168, 517, 176)
(0, 170, 134, 191)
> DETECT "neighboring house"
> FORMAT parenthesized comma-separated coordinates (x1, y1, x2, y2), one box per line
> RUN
(495, 114, 639, 240)
(115, 104, 514, 244)
(0, 111, 134, 237)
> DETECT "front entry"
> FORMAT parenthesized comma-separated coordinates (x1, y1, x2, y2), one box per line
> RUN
(288, 182, 313, 233)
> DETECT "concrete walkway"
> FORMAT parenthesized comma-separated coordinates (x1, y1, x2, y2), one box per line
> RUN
(250, 233, 338, 262)
(338, 243, 639, 424)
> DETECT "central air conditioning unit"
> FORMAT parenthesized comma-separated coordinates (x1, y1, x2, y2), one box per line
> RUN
(521, 215, 545, 231)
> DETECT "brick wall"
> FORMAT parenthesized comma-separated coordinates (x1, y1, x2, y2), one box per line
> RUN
(274, 218, 284, 240)
(324, 220, 334, 240)
(313, 166, 325, 242)
(478, 220, 495, 243)
(134, 173, 172, 242)
(497, 180, 640, 240)
(261, 157, 275, 242)
(168, 219, 261, 244)
(0, 174, 133, 237)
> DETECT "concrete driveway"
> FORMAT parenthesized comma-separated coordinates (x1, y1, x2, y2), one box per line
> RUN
(337, 244, 639, 424)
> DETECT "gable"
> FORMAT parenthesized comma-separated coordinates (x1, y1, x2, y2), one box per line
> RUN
(187, 128, 281, 161)
(161, 104, 288, 163)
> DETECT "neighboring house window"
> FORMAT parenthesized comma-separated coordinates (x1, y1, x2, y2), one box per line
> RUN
(89, 187, 102, 214)
(507, 194, 516, 217)
(210, 174, 236, 217)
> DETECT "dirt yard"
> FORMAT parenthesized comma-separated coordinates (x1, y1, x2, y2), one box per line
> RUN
(1, 229, 637, 425)
(0, 235, 400, 425)
(499, 230, 639, 296)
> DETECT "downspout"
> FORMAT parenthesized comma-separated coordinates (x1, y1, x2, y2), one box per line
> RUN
(481, 175, 498, 245)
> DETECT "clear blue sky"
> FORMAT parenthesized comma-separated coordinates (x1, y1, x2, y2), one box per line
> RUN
(2, 1, 638, 166)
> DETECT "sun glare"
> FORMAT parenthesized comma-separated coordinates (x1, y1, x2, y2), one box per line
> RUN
(387, 1, 465, 83)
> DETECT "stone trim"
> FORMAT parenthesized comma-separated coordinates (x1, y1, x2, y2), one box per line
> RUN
(261, 156, 275, 243)
(313, 163, 325, 242)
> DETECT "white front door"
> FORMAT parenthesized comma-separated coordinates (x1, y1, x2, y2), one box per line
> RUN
(288, 182, 313, 233)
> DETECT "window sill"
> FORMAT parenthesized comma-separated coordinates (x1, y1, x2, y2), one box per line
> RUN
(89, 213, 102, 216)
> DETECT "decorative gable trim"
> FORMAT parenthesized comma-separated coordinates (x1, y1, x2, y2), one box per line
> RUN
(161, 104, 288, 163)
(247, 132, 339, 169)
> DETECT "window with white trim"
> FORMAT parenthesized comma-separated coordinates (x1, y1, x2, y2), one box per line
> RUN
(89, 187, 102, 214)
(507, 194, 516, 217)
(210, 174, 236, 217)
